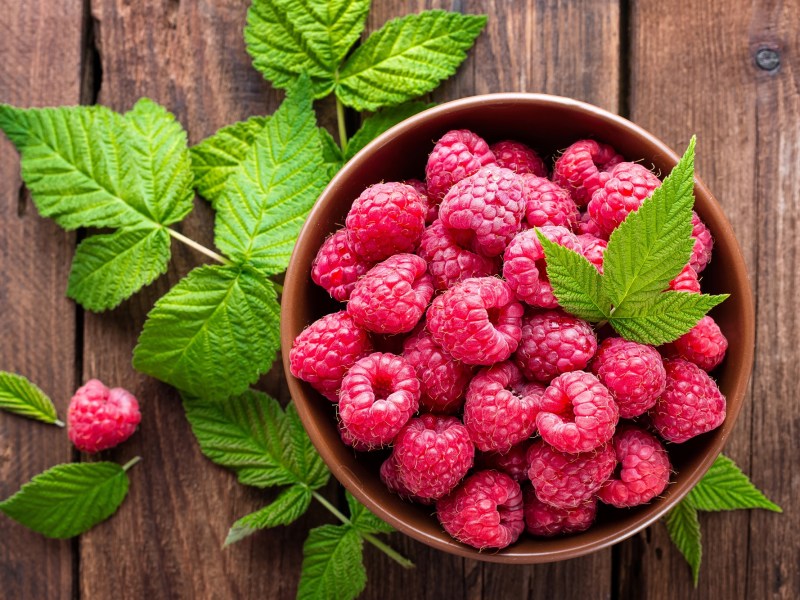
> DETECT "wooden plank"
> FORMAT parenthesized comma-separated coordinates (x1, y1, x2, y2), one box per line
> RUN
(0, 1, 84, 598)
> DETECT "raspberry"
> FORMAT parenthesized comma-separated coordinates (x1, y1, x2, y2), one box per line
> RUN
(347, 253, 434, 334)
(553, 139, 623, 206)
(598, 426, 671, 508)
(673, 315, 728, 371)
(523, 486, 597, 537)
(515, 310, 598, 383)
(576, 234, 607, 272)
(392, 414, 475, 500)
(574, 210, 607, 239)
(417, 219, 499, 291)
(67, 379, 141, 453)
(436, 470, 524, 550)
(401, 326, 473, 414)
(380, 457, 432, 504)
(526, 439, 616, 508)
(338, 352, 420, 447)
(521, 175, 579, 229)
(439, 166, 526, 257)
(650, 358, 726, 443)
(490, 140, 547, 176)
(690, 211, 714, 272)
(290, 311, 373, 401)
(590, 337, 666, 419)
(338, 419, 371, 452)
(311, 229, 372, 301)
(669, 264, 701, 293)
(427, 277, 523, 365)
(404, 178, 437, 224)
(463, 362, 539, 452)
(345, 182, 426, 262)
(425, 129, 496, 202)
(536, 370, 619, 453)
(587, 161, 661, 235)
(502, 226, 581, 308)
(477, 440, 533, 482)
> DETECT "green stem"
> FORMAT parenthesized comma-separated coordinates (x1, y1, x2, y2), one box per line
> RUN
(335, 95, 348, 150)
(167, 228, 231, 265)
(121, 456, 142, 472)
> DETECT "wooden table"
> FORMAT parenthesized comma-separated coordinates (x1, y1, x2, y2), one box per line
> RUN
(1, 1, 796, 598)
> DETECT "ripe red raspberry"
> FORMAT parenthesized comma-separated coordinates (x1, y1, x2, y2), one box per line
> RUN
(436, 470, 524, 550)
(536, 370, 619, 453)
(289, 311, 373, 401)
(401, 327, 473, 414)
(690, 211, 714, 272)
(311, 229, 372, 302)
(521, 174, 579, 229)
(590, 337, 666, 419)
(426, 129, 496, 202)
(650, 358, 726, 443)
(67, 379, 141, 453)
(417, 219, 499, 291)
(338, 352, 420, 447)
(598, 426, 671, 508)
(392, 414, 475, 500)
(490, 140, 547, 177)
(463, 362, 539, 452)
(523, 486, 597, 537)
(515, 310, 598, 383)
(338, 419, 371, 452)
(587, 162, 661, 235)
(669, 264, 701, 293)
(553, 139, 623, 206)
(574, 210, 608, 239)
(477, 440, 533, 482)
(502, 226, 581, 308)
(380, 457, 432, 504)
(345, 182, 426, 262)
(439, 166, 526, 257)
(526, 439, 616, 508)
(403, 178, 437, 224)
(347, 254, 434, 334)
(673, 315, 728, 371)
(576, 234, 607, 272)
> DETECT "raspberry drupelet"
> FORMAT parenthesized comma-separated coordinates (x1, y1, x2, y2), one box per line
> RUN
(311, 228, 372, 302)
(490, 140, 548, 177)
(523, 486, 597, 537)
(521, 174, 579, 229)
(552, 139, 623, 206)
(426, 129, 496, 202)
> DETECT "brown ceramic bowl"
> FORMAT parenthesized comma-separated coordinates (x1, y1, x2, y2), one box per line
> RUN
(281, 94, 754, 563)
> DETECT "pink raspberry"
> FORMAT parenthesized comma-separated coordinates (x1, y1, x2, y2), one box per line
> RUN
(690, 211, 714, 272)
(426, 129, 496, 202)
(438, 166, 526, 258)
(477, 440, 533, 482)
(338, 352, 420, 447)
(401, 327, 473, 414)
(553, 139, 624, 206)
(289, 311, 373, 401)
(463, 362, 539, 452)
(521, 175, 579, 229)
(490, 140, 547, 176)
(669, 264, 701, 293)
(311, 229, 372, 302)
(427, 277, 523, 365)
(526, 439, 616, 508)
(380, 457, 432, 504)
(67, 379, 141, 453)
(574, 210, 607, 239)
(523, 486, 597, 537)
(515, 310, 597, 383)
(403, 178, 437, 224)
(392, 414, 475, 500)
(536, 370, 619, 453)
(587, 162, 661, 235)
(338, 419, 371, 452)
(436, 470, 524, 550)
(576, 234, 607, 272)
(345, 182, 426, 262)
(672, 316, 728, 371)
(417, 219, 499, 291)
(598, 426, 671, 508)
(502, 226, 582, 308)
(650, 358, 726, 443)
(347, 254, 434, 334)
(590, 337, 666, 419)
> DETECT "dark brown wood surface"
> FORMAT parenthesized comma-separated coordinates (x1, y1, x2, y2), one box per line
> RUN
(0, 1, 795, 599)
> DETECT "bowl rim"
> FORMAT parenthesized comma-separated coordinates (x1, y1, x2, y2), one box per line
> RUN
(281, 92, 755, 563)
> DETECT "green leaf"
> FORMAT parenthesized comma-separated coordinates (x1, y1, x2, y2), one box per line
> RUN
(67, 226, 171, 311)
(345, 101, 434, 160)
(297, 524, 366, 600)
(665, 499, 702, 586)
(0, 372, 61, 426)
(133, 265, 280, 401)
(336, 10, 487, 111)
(346, 491, 394, 535)
(318, 127, 344, 175)
(225, 484, 312, 545)
(0, 462, 132, 539)
(245, 0, 371, 97)
(214, 76, 329, 275)
(688, 454, 782, 513)
(609, 291, 728, 345)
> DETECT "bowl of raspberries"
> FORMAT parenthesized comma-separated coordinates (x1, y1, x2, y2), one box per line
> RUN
(282, 94, 754, 562)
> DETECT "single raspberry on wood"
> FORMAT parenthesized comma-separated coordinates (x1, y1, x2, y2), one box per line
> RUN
(380, 457, 432, 504)
(477, 439, 534, 482)
(67, 379, 141, 453)
(311, 228, 372, 302)
(426, 129, 496, 202)
(690, 211, 714, 272)
(521, 174, 579, 229)
(672, 315, 728, 371)
(490, 140, 548, 176)
(587, 161, 661, 235)
(576, 234, 608, 272)
(523, 486, 597, 537)
(552, 139, 623, 206)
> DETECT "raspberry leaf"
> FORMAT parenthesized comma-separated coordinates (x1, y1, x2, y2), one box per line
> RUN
(298, 524, 366, 600)
(665, 498, 702, 586)
(225, 484, 313, 546)
(336, 11, 487, 111)
(318, 127, 345, 175)
(0, 372, 61, 426)
(133, 265, 280, 401)
(688, 454, 782, 513)
(345, 101, 434, 160)
(346, 491, 394, 535)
